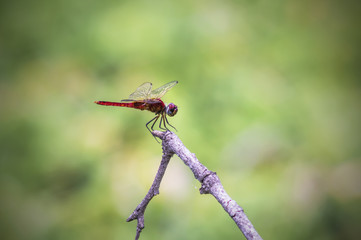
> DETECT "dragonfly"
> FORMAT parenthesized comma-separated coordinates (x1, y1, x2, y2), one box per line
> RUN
(95, 81, 178, 139)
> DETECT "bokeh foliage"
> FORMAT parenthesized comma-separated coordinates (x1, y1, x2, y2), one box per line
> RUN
(1, 0, 360, 239)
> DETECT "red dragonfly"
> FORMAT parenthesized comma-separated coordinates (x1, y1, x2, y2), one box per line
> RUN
(95, 81, 178, 136)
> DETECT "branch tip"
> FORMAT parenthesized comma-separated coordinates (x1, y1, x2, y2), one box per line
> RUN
(151, 130, 165, 139)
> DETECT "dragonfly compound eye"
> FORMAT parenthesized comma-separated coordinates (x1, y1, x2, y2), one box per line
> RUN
(166, 103, 178, 117)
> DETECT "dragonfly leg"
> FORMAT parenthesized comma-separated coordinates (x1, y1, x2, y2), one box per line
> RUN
(146, 115, 159, 133)
(158, 114, 168, 131)
(164, 115, 177, 131)
(162, 114, 171, 131)
(150, 115, 160, 131)
(146, 115, 161, 143)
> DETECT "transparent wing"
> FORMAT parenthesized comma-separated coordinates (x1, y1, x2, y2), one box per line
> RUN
(149, 81, 178, 99)
(121, 82, 153, 101)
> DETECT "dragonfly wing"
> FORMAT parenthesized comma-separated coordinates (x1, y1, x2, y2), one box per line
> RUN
(149, 81, 178, 99)
(127, 82, 153, 100)
(120, 99, 136, 102)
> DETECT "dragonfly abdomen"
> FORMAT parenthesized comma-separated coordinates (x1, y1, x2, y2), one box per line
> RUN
(94, 101, 132, 107)
(95, 100, 165, 114)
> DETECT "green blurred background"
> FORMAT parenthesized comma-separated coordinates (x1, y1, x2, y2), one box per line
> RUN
(1, 0, 360, 239)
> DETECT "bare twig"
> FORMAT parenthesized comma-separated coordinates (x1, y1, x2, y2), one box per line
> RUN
(127, 130, 262, 240)
(126, 145, 173, 239)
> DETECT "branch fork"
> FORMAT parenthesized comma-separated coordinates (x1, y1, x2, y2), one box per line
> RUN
(126, 131, 262, 240)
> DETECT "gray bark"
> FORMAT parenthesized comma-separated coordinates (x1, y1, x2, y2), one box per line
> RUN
(127, 131, 262, 240)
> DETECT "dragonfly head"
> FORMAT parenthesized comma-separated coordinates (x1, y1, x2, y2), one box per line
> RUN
(166, 103, 178, 117)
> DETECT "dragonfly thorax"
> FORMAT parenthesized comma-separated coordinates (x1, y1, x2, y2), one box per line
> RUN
(165, 103, 178, 117)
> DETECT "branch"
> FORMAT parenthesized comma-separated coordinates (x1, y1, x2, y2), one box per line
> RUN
(127, 131, 262, 240)
(126, 146, 173, 239)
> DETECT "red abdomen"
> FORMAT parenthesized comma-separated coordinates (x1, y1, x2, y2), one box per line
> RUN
(95, 99, 165, 114)
(95, 101, 131, 107)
